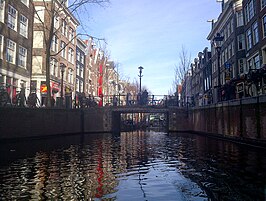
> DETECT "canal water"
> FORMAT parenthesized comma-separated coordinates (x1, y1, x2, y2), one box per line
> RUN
(0, 132, 265, 201)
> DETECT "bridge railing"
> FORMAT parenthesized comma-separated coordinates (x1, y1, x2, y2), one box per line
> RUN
(102, 94, 180, 107)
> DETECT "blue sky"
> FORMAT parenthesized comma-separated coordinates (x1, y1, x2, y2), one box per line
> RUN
(77, 0, 221, 95)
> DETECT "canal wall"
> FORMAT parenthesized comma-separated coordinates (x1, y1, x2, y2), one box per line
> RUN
(188, 96, 266, 144)
(0, 107, 110, 140)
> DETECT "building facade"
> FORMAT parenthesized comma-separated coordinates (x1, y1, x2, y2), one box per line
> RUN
(31, 0, 79, 105)
(0, 0, 34, 100)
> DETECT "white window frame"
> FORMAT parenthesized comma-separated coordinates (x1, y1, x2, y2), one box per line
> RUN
(0, 0, 5, 23)
(68, 68, 73, 84)
(76, 78, 79, 92)
(237, 34, 245, 50)
(6, 39, 16, 64)
(0, 34, 3, 59)
(252, 21, 259, 45)
(68, 27, 74, 44)
(62, 20, 67, 36)
(8, 5, 17, 31)
(254, 54, 260, 69)
(68, 47, 74, 63)
(61, 41, 66, 58)
(50, 58, 58, 76)
(51, 35, 58, 53)
(20, 14, 28, 38)
(18, 46, 27, 68)
(236, 11, 244, 27)
(246, 28, 252, 50)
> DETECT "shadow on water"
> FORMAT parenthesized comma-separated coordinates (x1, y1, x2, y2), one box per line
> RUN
(0, 132, 265, 200)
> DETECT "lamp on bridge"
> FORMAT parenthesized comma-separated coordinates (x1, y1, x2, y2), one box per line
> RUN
(60, 63, 66, 107)
(138, 66, 144, 93)
(212, 33, 224, 102)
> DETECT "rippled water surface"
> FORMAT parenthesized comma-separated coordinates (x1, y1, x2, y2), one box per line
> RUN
(0, 132, 266, 201)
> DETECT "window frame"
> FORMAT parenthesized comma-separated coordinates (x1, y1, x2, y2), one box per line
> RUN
(252, 21, 259, 45)
(0, 34, 3, 59)
(0, 0, 5, 23)
(60, 41, 66, 58)
(7, 4, 17, 31)
(19, 14, 28, 38)
(246, 28, 252, 50)
(6, 39, 16, 64)
(18, 45, 27, 68)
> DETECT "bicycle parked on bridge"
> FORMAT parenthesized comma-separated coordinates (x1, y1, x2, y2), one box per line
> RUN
(0, 84, 11, 107)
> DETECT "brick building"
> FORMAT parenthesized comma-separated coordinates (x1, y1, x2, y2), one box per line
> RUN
(31, 0, 79, 105)
(0, 0, 34, 100)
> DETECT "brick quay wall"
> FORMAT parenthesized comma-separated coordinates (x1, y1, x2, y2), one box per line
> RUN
(0, 107, 110, 140)
(187, 96, 266, 145)
(0, 96, 265, 146)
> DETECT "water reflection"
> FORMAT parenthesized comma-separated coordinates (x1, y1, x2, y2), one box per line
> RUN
(0, 132, 265, 200)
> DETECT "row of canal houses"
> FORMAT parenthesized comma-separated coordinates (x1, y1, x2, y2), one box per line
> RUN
(0, 0, 136, 106)
(181, 0, 266, 106)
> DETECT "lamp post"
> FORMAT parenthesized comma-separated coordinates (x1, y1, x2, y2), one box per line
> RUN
(138, 66, 144, 93)
(60, 63, 66, 107)
(212, 33, 224, 102)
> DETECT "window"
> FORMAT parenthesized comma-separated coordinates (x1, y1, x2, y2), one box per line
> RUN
(51, 35, 58, 52)
(236, 11, 244, 27)
(237, 34, 245, 50)
(21, 0, 29, 7)
(252, 22, 259, 44)
(76, 62, 80, 76)
(50, 58, 58, 76)
(8, 5, 17, 31)
(80, 53, 84, 64)
(68, 48, 74, 63)
(54, 15, 59, 29)
(254, 55, 260, 69)
(76, 79, 79, 92)
(238, 58, 246, 74)
(68, 68, 73, 84)
(20, 14, 28, 38)
(80, 80, 83, 92)
(0, 0, 5, 23)
(0, 35, 3, 59)
(262, 0, 266, 9)
(76, 50, 80, 61)
(68, 27, 74, 44)
(62, 20, 67, 36)
(245, 0, 255, 23)
(246, 29, 252, 50)
(18, 46, 27, 68)
(80, 67, 83, 78)
(34, 6, 44, 23)
(6, 39, 16, 64)
(60, 41, 66, 58)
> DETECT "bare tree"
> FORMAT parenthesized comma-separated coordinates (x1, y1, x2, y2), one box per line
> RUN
(32, 0, 109, 107)
(172, 46, 191, 94)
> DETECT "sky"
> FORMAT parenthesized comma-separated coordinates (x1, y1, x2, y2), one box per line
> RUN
(76, 0, 222, 95)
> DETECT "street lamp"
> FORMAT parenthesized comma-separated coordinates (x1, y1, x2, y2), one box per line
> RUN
(138, 66, 144, 93)
(60, 63, 66, 107)
(212, 32, 224, 102)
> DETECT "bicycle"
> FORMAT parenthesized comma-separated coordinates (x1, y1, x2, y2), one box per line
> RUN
(0, 84, 11, 107)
